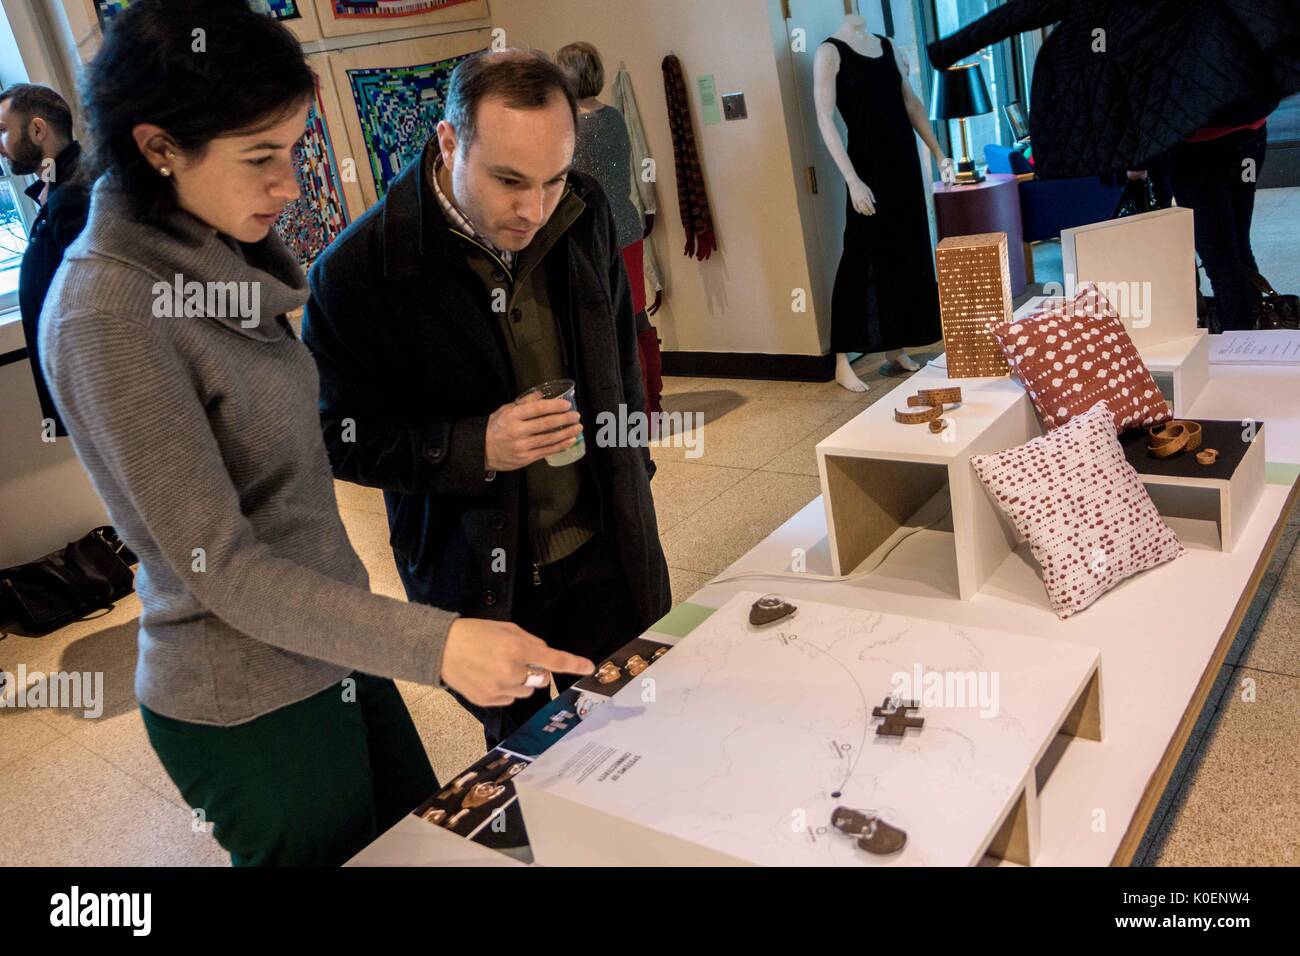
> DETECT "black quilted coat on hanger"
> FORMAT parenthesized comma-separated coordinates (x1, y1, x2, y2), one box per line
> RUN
(928, 0, 1300, 178)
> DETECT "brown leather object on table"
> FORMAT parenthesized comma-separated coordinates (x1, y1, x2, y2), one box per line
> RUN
(1148, 421, 1203, 459)
(895, 402, 945, 425)
(907, 386, 963, 407)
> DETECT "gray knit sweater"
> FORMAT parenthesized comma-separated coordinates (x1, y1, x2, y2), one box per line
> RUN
(39, 178, 456, 726)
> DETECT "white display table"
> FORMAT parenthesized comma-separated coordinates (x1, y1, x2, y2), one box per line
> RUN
(517, 592, 1102, 867)
(351, 361, 1299, 867)
(346, 814, 525, 867)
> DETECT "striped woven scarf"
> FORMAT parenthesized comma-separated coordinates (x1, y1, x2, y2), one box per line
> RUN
(661, 54, 716, 260)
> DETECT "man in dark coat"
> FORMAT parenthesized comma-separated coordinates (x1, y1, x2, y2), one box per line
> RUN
(1, 84, 89, 437)
(929, 0, 1300, 179)
(303, 50, 671, 747)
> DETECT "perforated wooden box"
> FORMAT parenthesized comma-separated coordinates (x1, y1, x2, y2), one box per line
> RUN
(936, 232, 1013, 378)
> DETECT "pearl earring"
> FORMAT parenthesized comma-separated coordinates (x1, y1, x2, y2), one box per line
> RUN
(159, 166, 172, 177)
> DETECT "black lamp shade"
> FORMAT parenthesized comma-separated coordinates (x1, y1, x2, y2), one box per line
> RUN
(929, 62, 993, 121)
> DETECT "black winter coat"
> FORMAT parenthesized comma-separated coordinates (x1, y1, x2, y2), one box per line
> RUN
(302, 145, 671, 629)
(929, 0, 1300, 178)
(19, 141, 89, 436)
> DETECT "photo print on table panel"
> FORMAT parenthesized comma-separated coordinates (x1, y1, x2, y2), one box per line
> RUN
(274, 83, 350, 266)
(470, 796, 531, 852)
(574, 637, 673, 697)
(412, 749, 533, 839)
(497, 687, 593, 759)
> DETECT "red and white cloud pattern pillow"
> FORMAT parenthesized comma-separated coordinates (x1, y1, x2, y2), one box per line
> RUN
(986, 283, 1171, 433)
(970, 402, 1183, 619)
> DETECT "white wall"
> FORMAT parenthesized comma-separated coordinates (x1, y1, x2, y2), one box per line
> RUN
(491, 0, 824, 356)
(0, 0, 107, 569)
(0, 363, 108, 569)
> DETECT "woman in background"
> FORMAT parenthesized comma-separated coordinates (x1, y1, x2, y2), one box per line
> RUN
(40, 0, 591, 866)
(556, 41, 663, 415)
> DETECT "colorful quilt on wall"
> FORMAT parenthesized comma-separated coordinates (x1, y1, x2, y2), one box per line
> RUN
(275, 96, 350, 266)
(347, 53, 470, 198)
(332, 0, 475, 18)
(250, 0, 302, 17)
(94, 1, 301, 26)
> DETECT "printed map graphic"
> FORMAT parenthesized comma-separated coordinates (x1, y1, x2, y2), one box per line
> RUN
(519, 592, 1099, 866)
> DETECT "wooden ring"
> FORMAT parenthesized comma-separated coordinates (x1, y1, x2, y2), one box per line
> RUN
(1196, 448, 1218, 465)
(929, 418, 946, 433)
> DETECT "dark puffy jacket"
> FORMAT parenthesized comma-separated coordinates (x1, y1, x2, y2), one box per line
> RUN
(929, 0, 1300, 177)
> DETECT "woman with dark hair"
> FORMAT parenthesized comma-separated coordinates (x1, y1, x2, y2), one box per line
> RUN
(38, 0, 592, 866)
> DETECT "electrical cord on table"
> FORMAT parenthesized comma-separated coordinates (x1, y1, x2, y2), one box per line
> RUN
(706, 503, 954, 586)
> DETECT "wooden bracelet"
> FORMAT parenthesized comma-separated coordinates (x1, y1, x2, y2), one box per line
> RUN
(907, 386, 963, 408)
(894, 402, 944, 425)
(1148, 421, 1203, 459)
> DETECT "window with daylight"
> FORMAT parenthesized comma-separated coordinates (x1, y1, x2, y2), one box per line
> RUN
(919, 0, 1033, 173)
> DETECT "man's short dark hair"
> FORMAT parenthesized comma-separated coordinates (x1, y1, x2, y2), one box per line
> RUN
(444, 49, 578, 152)
(0, 84, 74, 140)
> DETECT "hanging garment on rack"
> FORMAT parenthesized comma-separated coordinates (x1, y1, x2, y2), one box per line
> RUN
(661, 54, 716, 260)
(612, 63, 663, 295)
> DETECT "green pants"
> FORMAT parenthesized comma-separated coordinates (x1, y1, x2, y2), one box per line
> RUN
(142, 673, 438, 866)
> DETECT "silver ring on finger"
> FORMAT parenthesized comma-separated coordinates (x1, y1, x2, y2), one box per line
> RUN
(523, 666, 550, 689)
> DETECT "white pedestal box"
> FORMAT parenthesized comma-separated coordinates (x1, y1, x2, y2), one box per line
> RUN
(1008, 296, 1208, 416)
(1139, 332, 1210, 416)
(515, 592, 1103, 867)
(1121, 421, 1267, 552)
(1060, 207, 1199, 350)
(815, 367, 1040, 600)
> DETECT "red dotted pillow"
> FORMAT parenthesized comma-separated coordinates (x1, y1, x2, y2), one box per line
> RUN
(970, 401, 1183, 619)
(987, 282, 1172, 433)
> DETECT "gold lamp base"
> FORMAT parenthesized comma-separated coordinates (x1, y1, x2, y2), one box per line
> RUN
(954, 117, 985, 184)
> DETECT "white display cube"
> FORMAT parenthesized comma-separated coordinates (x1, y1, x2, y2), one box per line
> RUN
(1140, 332, 1210, 416)
(1060, 207, 1198, 350)
(816, 367, 1040, 600)
(1122, 421, 1267, 552)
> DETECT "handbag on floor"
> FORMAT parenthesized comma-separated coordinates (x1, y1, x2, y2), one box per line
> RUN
(1201, 271, 1299, 333)
(1249, 271, 1300, 331)
(0, 527, 136, 634)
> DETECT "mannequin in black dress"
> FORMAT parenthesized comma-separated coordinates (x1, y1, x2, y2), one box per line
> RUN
(814, 15, 950, 392)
